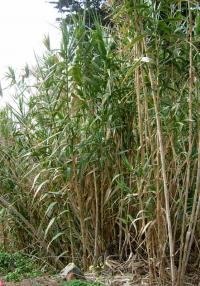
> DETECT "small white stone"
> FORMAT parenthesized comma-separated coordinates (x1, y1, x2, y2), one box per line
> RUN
(141, 56, 152, 63)
(59, 262, 76, 278)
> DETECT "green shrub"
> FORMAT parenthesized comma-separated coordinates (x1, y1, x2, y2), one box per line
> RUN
(0, 252, 41, 282)
(62, 280, 105, 286)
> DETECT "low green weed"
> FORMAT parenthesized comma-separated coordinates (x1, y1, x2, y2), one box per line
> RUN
(61, 280, 105, 286)
(0, 252, 42, 282)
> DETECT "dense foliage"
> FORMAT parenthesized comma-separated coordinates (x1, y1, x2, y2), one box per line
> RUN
(0, 1, 200, 285)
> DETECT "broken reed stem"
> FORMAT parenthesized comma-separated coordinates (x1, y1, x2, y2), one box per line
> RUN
(149, 69, 175, 285)
(67, 204, 75, 261)
(134, 17, 146, 243)
(178, 2, 194, 284)
(186, 132, 200, 263)
(142, 76, 156, 284)
(179, 132, 200, 285)
(143, 36, 175, 283)
(72, 156, 87, 269)
(93, 170, 99, 265)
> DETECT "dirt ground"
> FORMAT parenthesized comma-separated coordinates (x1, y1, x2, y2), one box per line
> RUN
(3, 273, 153, 286)
(1, 272, 175, 286)
(2, 258, 154, 286)
(4, 275, 61, 286)
(5, 274, 200, 286)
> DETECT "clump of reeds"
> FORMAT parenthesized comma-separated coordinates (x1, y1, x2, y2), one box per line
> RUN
(0, 1, 200, 285)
